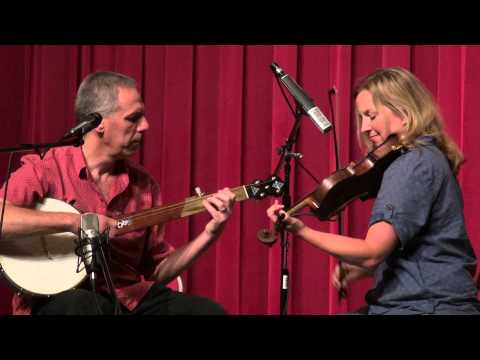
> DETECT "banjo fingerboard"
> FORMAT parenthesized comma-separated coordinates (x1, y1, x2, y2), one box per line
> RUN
(114, 176, 285, 236)
(115, 186, 250, 235)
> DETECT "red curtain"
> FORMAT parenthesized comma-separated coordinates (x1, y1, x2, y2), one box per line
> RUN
(0, 45, 479, 315)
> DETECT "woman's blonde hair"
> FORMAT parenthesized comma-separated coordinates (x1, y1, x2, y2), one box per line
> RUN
(353, 67, 464, 175)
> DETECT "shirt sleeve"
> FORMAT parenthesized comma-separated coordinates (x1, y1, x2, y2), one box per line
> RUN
(0, 154, 47, 207)
(140, 181, 175, 279)
(369, 148, 441, 251)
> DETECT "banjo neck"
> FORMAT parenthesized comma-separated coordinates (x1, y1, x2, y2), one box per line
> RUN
(114, 177, 284, 236)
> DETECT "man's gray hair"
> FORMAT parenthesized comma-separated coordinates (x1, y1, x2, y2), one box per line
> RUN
(75, 71, 137, 123)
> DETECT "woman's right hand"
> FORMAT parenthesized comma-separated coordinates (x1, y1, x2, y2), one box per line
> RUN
(332, 262, 373, 291)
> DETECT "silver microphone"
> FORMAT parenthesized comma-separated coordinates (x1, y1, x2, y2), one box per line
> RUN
(271, 62, 332, 134)
(80, 213, 100, 283)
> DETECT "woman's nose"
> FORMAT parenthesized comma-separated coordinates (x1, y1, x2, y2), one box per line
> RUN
(361, 117, 371, 133)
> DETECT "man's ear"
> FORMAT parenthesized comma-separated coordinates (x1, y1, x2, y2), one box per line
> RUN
(95, 120, 105, 134)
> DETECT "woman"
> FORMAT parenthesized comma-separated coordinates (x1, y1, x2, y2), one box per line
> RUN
(267, 67, 480, 314)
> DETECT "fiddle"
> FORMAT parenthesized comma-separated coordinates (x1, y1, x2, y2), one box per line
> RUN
(286, 134, 404, 220)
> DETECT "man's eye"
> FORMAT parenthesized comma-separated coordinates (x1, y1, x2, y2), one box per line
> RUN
(126, 114, 143, 123)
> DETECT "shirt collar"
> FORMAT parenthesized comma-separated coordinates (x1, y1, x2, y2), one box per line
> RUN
(71, 145, 88, 179)
(417, 135, 436, 145)
(72, 146, 128, 180)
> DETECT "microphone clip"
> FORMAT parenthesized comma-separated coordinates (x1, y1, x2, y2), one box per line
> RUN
(283, 151, 303, 160)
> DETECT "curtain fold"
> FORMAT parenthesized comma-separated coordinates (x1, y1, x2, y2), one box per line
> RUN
(0, 45, 478, 315)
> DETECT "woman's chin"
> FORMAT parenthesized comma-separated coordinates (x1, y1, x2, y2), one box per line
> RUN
(369, 136, 382, 146)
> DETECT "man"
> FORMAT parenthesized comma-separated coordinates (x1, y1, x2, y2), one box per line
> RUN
(0, 71, 236, 315)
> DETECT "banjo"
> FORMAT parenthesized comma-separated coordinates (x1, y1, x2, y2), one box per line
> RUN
(0, 176, 284, 297)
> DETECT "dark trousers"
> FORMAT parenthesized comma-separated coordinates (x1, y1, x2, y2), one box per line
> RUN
(32, 283, 226, 315)
(337, 306, 370, 315)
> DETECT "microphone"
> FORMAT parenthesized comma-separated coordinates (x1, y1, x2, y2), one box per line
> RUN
(80, 213, 100, 286)
(62, 112, 102, 140)
(271, 62, 332, 134)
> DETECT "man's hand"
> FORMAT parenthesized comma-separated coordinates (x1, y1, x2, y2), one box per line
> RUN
(203, 188, 236, 236)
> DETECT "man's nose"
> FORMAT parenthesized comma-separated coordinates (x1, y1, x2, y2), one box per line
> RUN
(138, 117, 150, 132)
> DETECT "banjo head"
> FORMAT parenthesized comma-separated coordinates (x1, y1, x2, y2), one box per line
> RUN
(0, 198, 87, 296)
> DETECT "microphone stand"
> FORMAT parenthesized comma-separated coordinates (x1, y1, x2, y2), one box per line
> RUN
(0, 137, 83, 155)
(96, 231, 122, 315)
(327, 87, 347, 301)
(272, 103, 303, 316)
